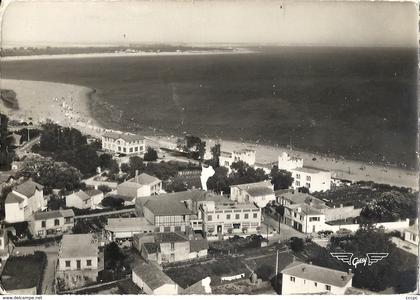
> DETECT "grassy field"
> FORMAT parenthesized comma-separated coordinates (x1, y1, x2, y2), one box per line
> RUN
(1, 47, 417, 168)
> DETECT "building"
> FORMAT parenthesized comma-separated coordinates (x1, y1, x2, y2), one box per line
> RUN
(101, 131, 146, 156)
(117, 173, 162, 198)
(254, 161, 277, 174)
(278, 152, 303, 171)
(0, 228, 11, 261)
(56, 234, 101, 290)
(180, 277, 212, 295)
(104, 217, 155, 242)
(283, 202, 326, 234)
(281, 262, 353, 295)
(5, 179, 46, 223)
(230, 181, 275, 208)
(201, 200, 261, 236)
(65, 189, 104, 210)
(132, 260, 179, 295)
(403, 223, 418, 246)
(219, 148, 256, 172)
(291, 167, 331, 192)
(133, 232, 209, 264)
(29, 209, 75, 238)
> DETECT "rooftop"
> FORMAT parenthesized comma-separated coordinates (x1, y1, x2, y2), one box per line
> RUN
(246, 186, 275, 197)
(12, 179, 43, 198)
(143, 242, 160, 254)
(105, 217, 153, 232)
(0, 172, 16, 184)
(231, 181, 273, 190)
(33, 209, 74, 221)
(280, 191, 328, 209)
(189, 239, 209, 252)
(132, 260, 176, 290)
(128, 173, 161, 185)
(287, 203, 324, 216)
(85, 189, 103, 197)
(155, 232, 189, 243)
(70, 190, 90, 201)
(282, 262, 353, 287)
(5, 191, 25, 204)
(59, 234, 98, 258)
(211, 200, 259, 211)
(102, 131, 144, 142)
(292, 167, 330, 174)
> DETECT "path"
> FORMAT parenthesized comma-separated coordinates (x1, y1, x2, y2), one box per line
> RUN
(74, 208, 135, 219)
(262, 213, 306, 242)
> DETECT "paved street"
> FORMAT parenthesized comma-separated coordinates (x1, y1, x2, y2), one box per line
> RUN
(262, 213, 306, 243)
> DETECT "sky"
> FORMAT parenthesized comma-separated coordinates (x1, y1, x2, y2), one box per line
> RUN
(1, 0, 418, 48)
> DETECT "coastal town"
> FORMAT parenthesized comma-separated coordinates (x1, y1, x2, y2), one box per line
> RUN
(0, 110, 417, 295)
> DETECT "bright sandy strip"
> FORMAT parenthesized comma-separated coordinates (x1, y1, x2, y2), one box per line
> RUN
(1, 79, 418, 190)
(1, 49, 253, 62)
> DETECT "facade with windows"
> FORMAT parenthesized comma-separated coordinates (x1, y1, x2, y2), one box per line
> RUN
(102, 131, 146, 155)
(30, 209, 75, 238)
(283, 203, 325, 233)
(200, 200, 261, 236)
(230, 181, 275, 208)
(281, 262, 353, 295)
(219, 148, 256, 173)
(291, 167, 331, 192)
(56, 234, 102, 290)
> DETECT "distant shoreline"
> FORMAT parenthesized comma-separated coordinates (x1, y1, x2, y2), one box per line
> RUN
(1, 48, 254, 61)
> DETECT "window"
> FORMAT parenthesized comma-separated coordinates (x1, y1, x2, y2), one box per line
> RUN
(87, 259, 92, 267)
(233, 223, 240, 229)
(140, 146, 143, 151)
(253, 213, 258, 219)
(309, 217, 320, 222)
(118, 146, 121, 151)
(290, 276, 295, 282)
(208, 215, 212, 221)
(226, 214, 231, 220)
(306, 183, 311, 189)
(171, 242, 175, 250)
(41, 221, 46, 228)
(325, 285, 331, 291)
(244, 213, 249, 219)
(65, 260, 71, 267)
(217, 215, 219, 220)
(54, 219, 60, 226)
(306, 175, 311, 181)
(135, 147, 138, 152)
(296, 174, 301, 179)
(129, 148, 133, 153)
(123, 147, 127, 153)
(76, 260, 81, 269)
(296, 181, 300, 187)
(38, 230, 44, 236)
(235, 214, 240, 220)
(293, 212, 297, 218)
(314, 282, 317, 287)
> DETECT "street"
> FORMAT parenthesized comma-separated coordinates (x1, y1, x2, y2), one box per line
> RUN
(262, 213, 306, 243)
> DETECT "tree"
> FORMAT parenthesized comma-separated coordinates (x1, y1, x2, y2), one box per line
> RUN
(128, 156, 144, 177)
(256, 264, 274, 281)
(209, 143, 221, 167)
(164, 177, 188, 192)
(101, 196, 125, 209)
(298, 186, 309, 193)
(97, 185, 112, 194)
(99, 153, 114, 169)
(290, 237, 304, 252)
(270, 166, 294, 190)
(229, 161, 269, 185)
(143, 147, 158, 161)
(104, 242, 126, 270)
(0, 114, 14, 170)
(108, 159, 120, 175)
(120, 163, 130, 174)
(207, 166, 230, 194)
(47, 194, 65, 210)
(183, 135, 206, 160)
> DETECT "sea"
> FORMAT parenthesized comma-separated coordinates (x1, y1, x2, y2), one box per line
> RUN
(1, 47, 418, 168)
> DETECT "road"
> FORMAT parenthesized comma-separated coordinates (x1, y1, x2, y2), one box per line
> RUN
(15, 136, 41, 158)
(12, 243, 59, 294)
(262, 213, 306, 243)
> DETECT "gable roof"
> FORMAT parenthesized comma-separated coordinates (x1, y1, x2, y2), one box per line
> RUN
(33, 209, 75, 221)
(85, 189, 103, 197)
(59, 234, 98, 258)
(0, 172, 16, 184)
(282, 262, 353, 287)
(287, 203, 324, 216)
(12, 179, 43, 198)
(155, 232, 189, 243)
(105, 217, 154, 232)
(280, 191, 328, 209)
(70, 190, 90, 201)
(132, 260, 177, 290)
(128, 173, 161, 185)
(5, 192, 25, 204)
(102, 131, 144, 142)
(143, 198, 194, 217)
(231, 181, 273, 190)
(246, 186, 275, 197)
(189, 239, 209, 252)
(292, 167, 330, 174)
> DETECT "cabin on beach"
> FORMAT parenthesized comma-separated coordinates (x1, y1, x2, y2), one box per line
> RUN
(101, 131, 146, 156)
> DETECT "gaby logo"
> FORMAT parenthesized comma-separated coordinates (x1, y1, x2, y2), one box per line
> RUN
(330, 252, 389, 268)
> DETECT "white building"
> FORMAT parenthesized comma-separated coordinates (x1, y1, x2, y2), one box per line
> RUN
(200, 200, 261, 236)
(132, 260, 179, 295)
(283, 203, 326, 234)
(117, 173, 162, 198)
(278, 152, 303, 171)
(403, 223, 418, 246)
(101, 132, 146, 156)
(291, 167, 331, 192)
(5, 180, 46, 223)
(219, 148, 256, 172)
(66, 189, 104, 210)
(281, 262, 353, 295)
(230, 181, 275, 208)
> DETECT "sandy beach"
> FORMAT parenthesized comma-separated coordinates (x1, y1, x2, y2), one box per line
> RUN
(1, 78, 418, 190)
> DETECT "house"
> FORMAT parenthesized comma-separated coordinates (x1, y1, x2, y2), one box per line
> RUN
(291, 167, 331, 192)
(104, 217, 155, 242)
(132, 260, 179, 295)
(219, 148, 256, 172)
(283, 203, 326, 234)
(65, 189, 104, 210)
(134, 232, 209, 264)
(180, 277, 212, 294)
(201, 200, 261, 236)
(117, 173, 162, 198)
(101, 131, 146, 156)
(230, 181, 275, 208)
(56, 234, 101, 290)
(403, 223, 418, 246)
(281, 262, 353, 295)
(254, 161, 277, 174)
(29, 209, 75, 238)
(278, 152, 303, 171)
(4, 179, 46, 223)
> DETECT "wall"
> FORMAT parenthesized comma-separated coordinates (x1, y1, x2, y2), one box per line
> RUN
(159, 241, 190, 263)
(323, 218, 410, 232)
(58, 256, 98, 271)
(281, 273, 352, 295)
(6, 286, 37, 295)
(5, 202, 25, 223)
(323, 206, 362, 222)
(30, 216, 67, 237)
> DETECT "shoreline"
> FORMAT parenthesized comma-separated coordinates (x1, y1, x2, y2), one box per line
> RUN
(1, 79, 417, 190)
(1, 48, 254, 62)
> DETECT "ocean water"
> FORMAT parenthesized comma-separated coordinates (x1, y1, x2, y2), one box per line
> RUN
(1, 47, 417, 168)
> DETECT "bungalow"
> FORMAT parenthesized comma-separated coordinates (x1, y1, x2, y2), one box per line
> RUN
(56, 234, 101, 290)
(230, 181, 275, 208)
(132, 260, 179, 295)
(104, 217, 155, 242)
(5, 179, 46, 223)
(117, 173, 162, 198)
(66, 189, 104, 210)
(281, 262, 353, 295)
(101, 131, 146, 156)
(29, 209, 75, 238)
